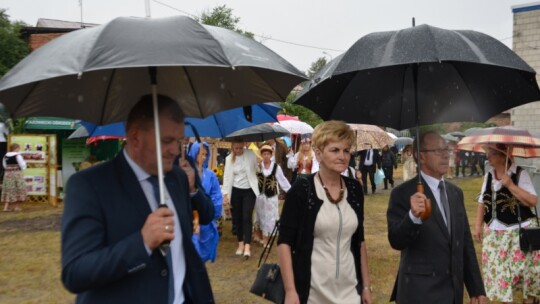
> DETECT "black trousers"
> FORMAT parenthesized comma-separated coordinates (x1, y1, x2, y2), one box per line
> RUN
(231, 187, 256, 244)
(361, 165, 376, 193)
(383, 166, 394, 188)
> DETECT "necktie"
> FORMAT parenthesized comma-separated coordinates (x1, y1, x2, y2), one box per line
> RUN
(438, 181, 451, 234)
(147, 176, 175, 303)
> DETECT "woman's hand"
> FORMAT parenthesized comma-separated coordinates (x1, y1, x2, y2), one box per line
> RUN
(362, 288, 373, 304)
(284, 290, 300, 304)
(473, 224, 483, 242)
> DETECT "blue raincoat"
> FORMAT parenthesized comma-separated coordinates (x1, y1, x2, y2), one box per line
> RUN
(188, 142, 223, 262)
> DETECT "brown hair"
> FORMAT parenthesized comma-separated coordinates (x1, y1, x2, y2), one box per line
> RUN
(9, 143, 20, 152)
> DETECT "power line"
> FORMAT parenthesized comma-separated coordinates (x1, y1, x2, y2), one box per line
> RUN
(151, 0, 517, 54)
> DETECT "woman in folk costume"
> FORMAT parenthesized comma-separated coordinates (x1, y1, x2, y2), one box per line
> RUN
(287, 138, 319, 179)
(255, 145, 291, 247)
(188, 141, 223, 263)
(473, 143, 540, 303)
(2, 143, 27, 212)
(401, 144, 415, 182)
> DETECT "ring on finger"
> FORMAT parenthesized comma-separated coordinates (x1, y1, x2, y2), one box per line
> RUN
(165, 225, 170, 231)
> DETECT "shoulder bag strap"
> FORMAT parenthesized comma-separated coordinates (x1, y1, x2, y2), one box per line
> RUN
(257, 220, 280, 268)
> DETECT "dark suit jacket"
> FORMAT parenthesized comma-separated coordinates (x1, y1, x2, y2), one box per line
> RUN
(358, 149, 381, 171)
(386, 175, 485, 304)
(61, 151, 215, 304)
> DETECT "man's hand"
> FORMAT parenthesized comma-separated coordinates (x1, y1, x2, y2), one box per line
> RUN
(410, 192, 428, 218)
(141, 207, 175, 250)
(470, 295, 487, 304)
(179, 158, 197, 193)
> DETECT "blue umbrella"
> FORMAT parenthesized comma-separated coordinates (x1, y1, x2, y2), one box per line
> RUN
(68, 121, 126, 139)
(184, 103, 281, 138)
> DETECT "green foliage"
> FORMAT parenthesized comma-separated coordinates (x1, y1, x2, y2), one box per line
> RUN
(307, 56, 327, 79)
(458, 121, 496, 131)
(197, 5, 254, 39)
(279, 92, 323, 127)
(0, 9, 30, 77)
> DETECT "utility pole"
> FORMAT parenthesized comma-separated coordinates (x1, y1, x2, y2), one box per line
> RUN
(145, 0, 151, 18)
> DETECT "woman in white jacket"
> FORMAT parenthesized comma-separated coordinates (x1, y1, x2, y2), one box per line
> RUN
(222, 141, 260, 258)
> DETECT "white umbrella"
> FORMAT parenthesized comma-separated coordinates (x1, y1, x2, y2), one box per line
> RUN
(276, 120, 313, 134)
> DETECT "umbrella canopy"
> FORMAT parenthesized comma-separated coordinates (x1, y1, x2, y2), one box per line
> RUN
(442, 133, 460, 142)
(276, 120, 313, 134)
(464, 127, 484, 136)
(448, 131, 466, 138)
(224, 123, 290, 142)
(0, 15, 305, 124)
(0, 15, 305, 222)
(457, 126, 540, 158)
(68, 121, 126, 139)
(348, 124, 395, 150)
(184, 103, 281, 138)
(394, 136, 414, 146)
(68, 121, 126, 145)
(294, 24, 540, 130)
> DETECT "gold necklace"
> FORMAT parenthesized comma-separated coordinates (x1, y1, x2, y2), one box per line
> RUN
(317, 173, 345, 204)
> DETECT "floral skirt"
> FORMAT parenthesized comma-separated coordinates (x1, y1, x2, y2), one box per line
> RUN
(1, 169, 27, 204)
(482, 223, 540, 301)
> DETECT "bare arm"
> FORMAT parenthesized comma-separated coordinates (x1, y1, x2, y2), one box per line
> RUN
(278, 244, 300, 304)
(360, 241, 372, 304)
(473, 204, 484, 242)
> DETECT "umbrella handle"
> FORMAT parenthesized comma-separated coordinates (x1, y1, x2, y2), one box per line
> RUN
(417, 182, 432, 220)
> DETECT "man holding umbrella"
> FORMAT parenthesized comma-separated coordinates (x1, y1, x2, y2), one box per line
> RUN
(61, 95, 215, 303)
(386, 131, 486, 304)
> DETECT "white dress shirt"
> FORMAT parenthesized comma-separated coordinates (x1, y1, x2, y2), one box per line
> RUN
(123, 150, 185, 304)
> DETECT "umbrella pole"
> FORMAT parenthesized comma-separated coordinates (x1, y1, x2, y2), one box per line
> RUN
(149, 67, 170, 255)
(412, 63, 431, 220)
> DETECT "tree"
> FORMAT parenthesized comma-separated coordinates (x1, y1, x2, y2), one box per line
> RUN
(197, 5, 254, 39)
(0, 9, 30, 77)
(279, 92, 323, 127)
(306, 56, 327, 79)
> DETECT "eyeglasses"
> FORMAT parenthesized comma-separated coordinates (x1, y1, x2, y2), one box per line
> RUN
(420, 148, 452, 155)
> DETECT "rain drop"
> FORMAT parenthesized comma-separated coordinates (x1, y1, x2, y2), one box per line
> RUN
(220, 83, 225, 89)
(78, 95, 84, 103)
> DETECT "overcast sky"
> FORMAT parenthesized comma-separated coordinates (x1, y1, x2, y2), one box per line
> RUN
(1, 0, 534, 72)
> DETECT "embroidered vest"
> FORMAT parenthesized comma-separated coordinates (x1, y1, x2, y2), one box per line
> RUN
(297, 156, 312, 174)
(5, 155, 18, 165)
(257, 163, 279, 197)
(482, 166, 534, 225)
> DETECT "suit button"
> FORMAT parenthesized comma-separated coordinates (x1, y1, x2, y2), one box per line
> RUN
(161, 269, 168, 277)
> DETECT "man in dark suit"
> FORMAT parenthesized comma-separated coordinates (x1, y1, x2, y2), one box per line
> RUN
(359, 144, 381, 194)
(386, 131, 486, 304)
(61, 95, 215, 303)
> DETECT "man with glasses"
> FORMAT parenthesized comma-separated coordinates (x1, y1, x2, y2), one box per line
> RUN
(386, 131, 486, 304)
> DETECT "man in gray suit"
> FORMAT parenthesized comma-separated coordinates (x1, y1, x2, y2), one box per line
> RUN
(386, 131, 486, 304)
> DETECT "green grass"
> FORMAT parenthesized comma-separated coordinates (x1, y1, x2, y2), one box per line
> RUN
(0, 171, 492, 303)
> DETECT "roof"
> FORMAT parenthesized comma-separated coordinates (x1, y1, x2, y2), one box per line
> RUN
(512, 2, 540, 13)
(36, 18, 98, 29)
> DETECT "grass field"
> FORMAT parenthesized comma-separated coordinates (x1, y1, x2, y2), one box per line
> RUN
(0, 168, 489, 303)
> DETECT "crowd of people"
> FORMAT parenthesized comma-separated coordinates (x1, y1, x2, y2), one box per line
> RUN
(31, 94, 535, 304)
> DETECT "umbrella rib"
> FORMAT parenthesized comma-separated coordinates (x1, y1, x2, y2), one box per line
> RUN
(97, 69, 117, 125)
(182, 66, 204, 117)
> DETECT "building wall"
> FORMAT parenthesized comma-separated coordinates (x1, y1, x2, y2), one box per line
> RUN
(28, 33, 65, 51)
(512, 3, 540, 168)
(511, 4, 540, 132)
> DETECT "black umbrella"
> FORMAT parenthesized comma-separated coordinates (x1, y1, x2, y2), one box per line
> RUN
(0, 16, 305, 123)
(294, 24, 540, 219)
(224, 123, 290, 142)
(295, 24, 540, 129)
(0, 16, 305, 245)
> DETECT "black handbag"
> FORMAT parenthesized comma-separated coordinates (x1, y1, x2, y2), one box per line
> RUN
(249, 221, 284, 303)
(517, 204, 540, 252)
